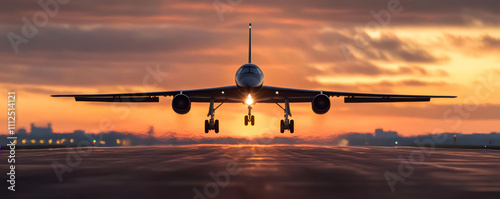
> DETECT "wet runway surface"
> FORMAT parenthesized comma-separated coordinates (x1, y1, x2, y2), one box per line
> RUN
(2, 145, 500, 198)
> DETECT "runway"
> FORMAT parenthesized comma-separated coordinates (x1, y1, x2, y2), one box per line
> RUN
(2, 145, 500, 198)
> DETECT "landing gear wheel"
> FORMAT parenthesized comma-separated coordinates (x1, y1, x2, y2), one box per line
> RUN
(244, 115, 249, 126)
(290, 120, 294, 133)
(250, 115, 255, 126)
(204, 120, 209, 133)
(280, 120, 285, 133)
(214, 120, 219, 133)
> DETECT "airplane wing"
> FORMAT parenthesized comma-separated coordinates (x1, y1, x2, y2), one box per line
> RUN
(255, 85, 456, 103)
(52, 85, 456, 103)
(51, 86, 243, 103)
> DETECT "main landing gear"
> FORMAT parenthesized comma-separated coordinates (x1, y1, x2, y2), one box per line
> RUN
(205, 98, 224, 133)
(276, 99, 294, 133)
(244, 105, 255, 126)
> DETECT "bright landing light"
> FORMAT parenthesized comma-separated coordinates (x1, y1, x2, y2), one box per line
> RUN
(246, 94, 253, 105)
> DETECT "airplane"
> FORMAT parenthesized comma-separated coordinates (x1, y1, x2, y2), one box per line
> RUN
(52, 23, 456, 134)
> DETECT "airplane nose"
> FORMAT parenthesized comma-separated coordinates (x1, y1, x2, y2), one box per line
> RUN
(239, 76, 260, 87)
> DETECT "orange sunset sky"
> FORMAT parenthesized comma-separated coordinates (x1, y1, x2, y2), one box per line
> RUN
(1, 0, 499, 138)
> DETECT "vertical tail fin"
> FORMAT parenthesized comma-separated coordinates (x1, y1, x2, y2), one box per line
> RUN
(248, 23, 252, 63)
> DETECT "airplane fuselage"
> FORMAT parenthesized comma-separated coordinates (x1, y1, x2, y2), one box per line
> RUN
(235, 63, 264, 95)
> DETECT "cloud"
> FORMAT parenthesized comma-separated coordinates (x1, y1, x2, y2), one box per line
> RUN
(360, 33, 448, 63)
(482, 35, 500, 48)
(3, 0, 499, 27)
(312, 61, 442, 77)
(444, 34, 500, 56)
(461, 8, 500, 26)
(311, 29, 448, 63)
(0, 26, 238, 53)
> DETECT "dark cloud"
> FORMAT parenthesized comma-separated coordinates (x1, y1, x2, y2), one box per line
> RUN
(482, 35, 500, 48)
(2, 0, 499, 26)
(0, 26, 238, 53)
(461, 8, 500, 26)
(313, 30, 447, 63)
(365, 34, 447, 63)
(0, 0, 166, 19)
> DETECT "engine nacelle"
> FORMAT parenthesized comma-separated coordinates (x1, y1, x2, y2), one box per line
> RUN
(312, 94, 330, 114)
(172, 94, 191, 114)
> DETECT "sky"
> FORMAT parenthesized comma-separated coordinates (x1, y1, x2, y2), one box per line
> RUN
(1, 0, 499, 138)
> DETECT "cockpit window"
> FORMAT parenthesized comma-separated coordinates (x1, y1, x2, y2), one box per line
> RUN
(237, 65, 263, 75)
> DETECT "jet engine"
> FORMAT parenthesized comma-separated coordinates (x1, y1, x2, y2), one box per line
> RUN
(312, 94, 330, 114)
(172, 94, 191, 114)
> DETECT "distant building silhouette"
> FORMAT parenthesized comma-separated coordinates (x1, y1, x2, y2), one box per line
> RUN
(147, 126, 154, 138)
(30, 123, 53, 137)
(375, 128, 398, 138)
(72, 130, 86, 136)
(345, 133, 373, 146)
(17, 128, 28, 136)
(345, 129, 400, 146)
(146, 126, 155, 145)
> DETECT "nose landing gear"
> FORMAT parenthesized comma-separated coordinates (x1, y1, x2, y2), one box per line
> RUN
(244, 105, 255, 126)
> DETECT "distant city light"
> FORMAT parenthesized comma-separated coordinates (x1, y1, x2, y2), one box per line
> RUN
(100, 140, 105, 145)
(31, 139, 36, 144)
(70, 139, 74, 143)
(22, 139, 26, 144)
(116, 139, 121, 144)
(395, 141, 398, 145)
(56, 140, 60, 144)
(93, 140, 96, 144)
(48, 139, 53, 144)
(39, 140, 44, 144)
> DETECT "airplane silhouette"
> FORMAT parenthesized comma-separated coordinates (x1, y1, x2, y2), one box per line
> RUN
(52, 23, 456, 133)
